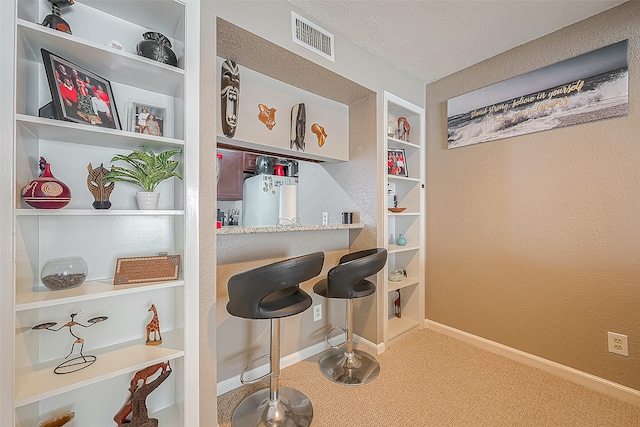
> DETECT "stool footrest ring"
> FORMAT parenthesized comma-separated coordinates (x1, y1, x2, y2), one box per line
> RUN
(240, 353, 271, 384)
(325, 326, 347, 350)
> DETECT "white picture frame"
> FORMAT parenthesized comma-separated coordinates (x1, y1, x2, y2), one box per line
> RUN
(130, 102, 168, 137)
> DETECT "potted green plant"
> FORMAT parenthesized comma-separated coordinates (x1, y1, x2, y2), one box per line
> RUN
(105, 145, 182, 210)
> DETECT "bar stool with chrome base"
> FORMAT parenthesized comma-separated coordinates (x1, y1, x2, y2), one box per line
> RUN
(226, 251, 325, 427)
(313, 248, 387, 385)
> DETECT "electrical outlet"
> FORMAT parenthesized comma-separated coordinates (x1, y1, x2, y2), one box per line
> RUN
(322, 212, 328, 225)
(607, 332, 629, 356)
(313, 304, 322, 321)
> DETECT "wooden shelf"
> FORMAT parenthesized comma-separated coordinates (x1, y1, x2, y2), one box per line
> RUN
(387, 276, 419, 292)
(388, 244, 420, 253)
(17, 19, 184, 95)
(17, 115, 184, 151)
(16, 279, 184, 311)
(15, 344, 183, 407)
(16, 208, 184, 217)
(388, 316, 419, 340)
(387, 136, 420, 150)
(387, 174, 420, 183)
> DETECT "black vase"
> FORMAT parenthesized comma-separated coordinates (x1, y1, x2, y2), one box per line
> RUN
(136, 32, 178, 67)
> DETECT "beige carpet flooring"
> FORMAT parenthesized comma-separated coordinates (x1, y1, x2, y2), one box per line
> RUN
(218, 328, 640, 426)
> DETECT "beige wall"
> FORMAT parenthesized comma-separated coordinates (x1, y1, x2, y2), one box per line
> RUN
(426, 2, 640, 390)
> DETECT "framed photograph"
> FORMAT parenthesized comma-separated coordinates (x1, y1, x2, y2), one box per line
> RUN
(387, 148, 408, 177)
(41, 49, 121, 130)
(130, 102, 167, 137)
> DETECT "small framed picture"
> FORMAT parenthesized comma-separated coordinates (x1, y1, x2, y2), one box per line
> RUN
(130, 102, 167, 137)
(387, 148, 408, 177)
(40, 49, 121, 130)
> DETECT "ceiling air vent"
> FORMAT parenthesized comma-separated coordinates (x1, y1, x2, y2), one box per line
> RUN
(291, 12, 335, 62)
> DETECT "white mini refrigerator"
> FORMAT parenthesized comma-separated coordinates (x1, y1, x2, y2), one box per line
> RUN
(243, 174, 298, 227)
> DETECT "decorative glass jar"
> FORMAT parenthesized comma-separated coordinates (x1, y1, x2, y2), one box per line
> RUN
(40, 257, 88, 290)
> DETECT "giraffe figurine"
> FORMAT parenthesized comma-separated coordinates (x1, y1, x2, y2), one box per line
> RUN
(145, 304, 162, 346)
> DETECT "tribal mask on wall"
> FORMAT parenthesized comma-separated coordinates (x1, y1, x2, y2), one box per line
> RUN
(220, 59, 240, 138)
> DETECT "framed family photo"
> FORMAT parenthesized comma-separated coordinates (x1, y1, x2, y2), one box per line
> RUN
(40, 49, 121, 130)
(130, 102, 167, 137)
(387, 148, 408, 177)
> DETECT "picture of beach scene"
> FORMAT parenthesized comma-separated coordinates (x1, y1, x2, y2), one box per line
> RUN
(447, 40, 628, 149)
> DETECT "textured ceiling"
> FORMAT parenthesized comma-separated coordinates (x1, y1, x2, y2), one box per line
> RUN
(288, 0, 627, 83)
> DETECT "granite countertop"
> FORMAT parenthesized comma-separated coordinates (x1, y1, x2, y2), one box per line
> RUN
(217, 223, 364, 234)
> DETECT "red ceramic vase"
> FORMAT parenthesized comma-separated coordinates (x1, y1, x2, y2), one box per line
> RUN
(22, 162, 71, 209)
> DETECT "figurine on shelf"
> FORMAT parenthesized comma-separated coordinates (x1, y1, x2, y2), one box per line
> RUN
(87, 163, 114, 209)
(397, 116, 410, 141)
(394, 290, 402, 318)
(258, 104, 276, 130)
(311, 123, 327, 147)
(145, 304, 162, 346)
(40, 0, 74, 34)
(31, 309, 108, 374)
(221, 59, 240, 138)
(114, 361, 172, 427)
(387, 114, 396, 137)
(290, 103, 306, 151)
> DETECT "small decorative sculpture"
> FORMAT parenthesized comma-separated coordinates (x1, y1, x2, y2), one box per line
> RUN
(394, 290, 402, 318)
(32, 310, 108, 374)
(136, 32, 177, 67)
(87, 163, 114, 209)
(113, 361, 172, 427)
(387, 114, 396, 137)
(290, 103, 306, 151)
(397, 117, 410, 141)
(311, 123, 327, 147)
(258, 104, 276, 130)
(40, 0, 74, 34)
(145, 304, 162, 346)
(221, 59, 240, 138)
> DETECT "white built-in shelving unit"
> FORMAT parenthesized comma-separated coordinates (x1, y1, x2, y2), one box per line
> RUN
(1, 0, 200, 425)
(382, 91, 426, 345)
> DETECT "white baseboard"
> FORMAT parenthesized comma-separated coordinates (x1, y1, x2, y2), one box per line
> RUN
(216, 333, 384, 396)
(426, 320, 640, 407)
(217, 340, 330, 396)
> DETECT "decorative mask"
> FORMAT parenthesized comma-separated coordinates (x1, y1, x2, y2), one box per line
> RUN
(290, 103, 306, 151)
(221, 60, 240, 138)
(87, 163, 114, 209)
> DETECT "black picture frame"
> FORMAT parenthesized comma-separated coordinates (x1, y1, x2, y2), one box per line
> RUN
(387, 148, 408, 177)
(41, 49, 121, 130)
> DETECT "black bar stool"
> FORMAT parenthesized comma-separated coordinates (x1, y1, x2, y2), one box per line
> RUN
(226, 251, 325, 427)
(313, 248, 387, 385)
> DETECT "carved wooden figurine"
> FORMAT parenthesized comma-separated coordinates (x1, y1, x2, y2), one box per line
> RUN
(220, 59, 240, 137)
(87, 163, 114, 209)
(114, 361, 172, 427)
(290, 103, 306, 151)
(145, 304, 162, 346)
(397, 116, 410, 141)
(311, 123, 327, 147)
(258, 104, 276, 130)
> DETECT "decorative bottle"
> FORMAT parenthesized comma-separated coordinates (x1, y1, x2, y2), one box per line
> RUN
(21, 157, 71, 209)
(395, 233, 407, 246)
(394, 290, 402, 318)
